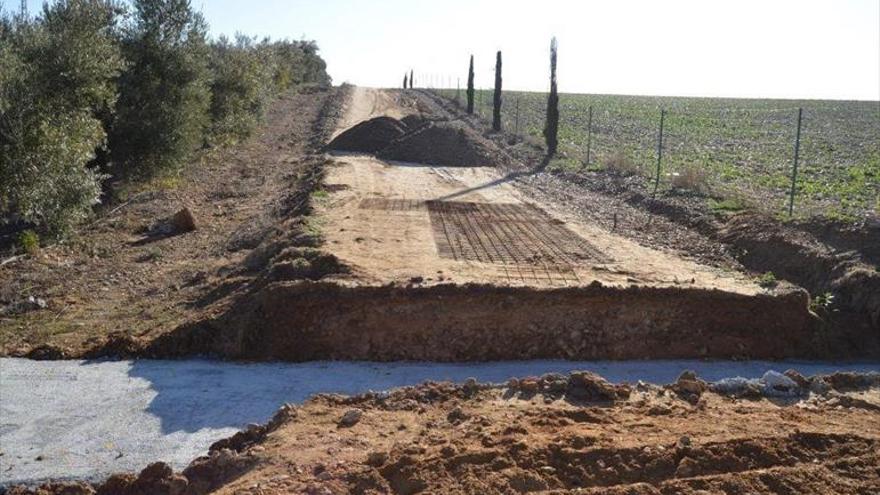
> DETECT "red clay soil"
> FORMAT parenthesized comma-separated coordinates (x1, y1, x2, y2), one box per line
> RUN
(11, 371, 880, 494)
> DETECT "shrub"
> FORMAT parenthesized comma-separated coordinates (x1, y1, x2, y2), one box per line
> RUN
(207, 34, 274, 143)
(269, 39, 330, 92)
(109, 0, 212, 179)
(1, 0, 122, 235)
(671, 164, 710, 193)
(18, 230, 40, 255)
(757, 272, 778, 289)
(604, 151, 640, 176)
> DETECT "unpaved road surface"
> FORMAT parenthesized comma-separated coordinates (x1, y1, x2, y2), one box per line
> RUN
(323, 88, 758, 291)
(216, 375, 880, 494)
(4, 358, 877, 486)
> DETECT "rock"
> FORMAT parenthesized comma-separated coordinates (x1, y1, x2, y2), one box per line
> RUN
(783, 369, 810, 388)
(519, 378, 539, 394)
(462, 377, 479, 394)
(540, 373, 569, 393)
(447, 407, 469, 424)
(2, 296, 48, 316)
(507, 378, 519, 390)
(676, 435, 692, 449)
(339, 409, 363, 427)
(675, 456, 699, 478)
(29, 296, 48, 310)
(137, 461, 173, 481)
(567, 371, 628, 401)
(809, 376, 831, 394)
(366, 451, 388, 466)
(761, 370, 799, 394)
(673, 370, 708, 396)
(171, 208, 197, 233)
(25, 344, 67, 360)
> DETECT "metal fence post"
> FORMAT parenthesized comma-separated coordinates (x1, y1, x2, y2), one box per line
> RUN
(789, 107, 803, 217)
(585, 105, 593, 167)
(652, 108, 666, 198)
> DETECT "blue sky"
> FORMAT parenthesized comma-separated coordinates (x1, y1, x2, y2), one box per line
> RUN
(15, 0, 880, 100)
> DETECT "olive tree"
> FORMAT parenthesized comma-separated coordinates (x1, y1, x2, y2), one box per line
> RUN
(0, 0, 123, 235)
(110, 0, 211, 178)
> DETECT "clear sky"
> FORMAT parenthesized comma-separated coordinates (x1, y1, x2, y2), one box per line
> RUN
(17, 0, 880, 100)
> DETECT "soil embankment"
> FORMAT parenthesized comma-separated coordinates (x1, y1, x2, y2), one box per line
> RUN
(146, 282, 816, 361)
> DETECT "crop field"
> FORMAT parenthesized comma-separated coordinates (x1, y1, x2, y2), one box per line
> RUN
(436, 88, 879, 220)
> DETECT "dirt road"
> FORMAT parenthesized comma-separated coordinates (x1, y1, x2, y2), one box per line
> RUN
(322, 88, 758, 291)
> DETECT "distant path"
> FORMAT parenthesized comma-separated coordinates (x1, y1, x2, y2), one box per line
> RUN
(323, 88, 759, 291)
(2, 357, 879, 486)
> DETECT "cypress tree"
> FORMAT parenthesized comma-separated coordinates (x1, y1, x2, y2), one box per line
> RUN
(403, 73, 408, 89)
(543, 37, 559, 156)
(409, 69, 414, 89)
(492, 51, 502, 131)
(466, 55, 475, 115)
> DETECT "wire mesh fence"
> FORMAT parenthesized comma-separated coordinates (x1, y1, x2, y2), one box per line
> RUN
(428, 84, 879, 220)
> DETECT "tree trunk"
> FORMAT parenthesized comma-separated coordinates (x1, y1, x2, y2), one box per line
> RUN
(493, 51, 502, 131)
(466, 55, 475, 115)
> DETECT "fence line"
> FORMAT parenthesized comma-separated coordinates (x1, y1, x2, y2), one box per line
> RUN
(422, 83, 878, 219)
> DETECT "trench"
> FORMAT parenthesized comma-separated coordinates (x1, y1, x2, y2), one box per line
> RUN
(2, 357, 879, 487)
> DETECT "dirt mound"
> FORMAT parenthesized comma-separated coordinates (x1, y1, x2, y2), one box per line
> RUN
(379, 121, 504, 167)
(16, 372, 879, 494)
(400, 113, 429, 130)
(327, 116, 408, 153)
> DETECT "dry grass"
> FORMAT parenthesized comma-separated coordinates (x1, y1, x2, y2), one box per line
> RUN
(604, 152, 641, 176)
(671, 164, 710, 194)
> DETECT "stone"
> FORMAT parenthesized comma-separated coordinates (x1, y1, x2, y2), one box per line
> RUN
(447, 407, 469, 424)
(783, 369, 810, 388)
(339, 408, 363, 427)
(673, 370, 708, 396)
(171, 208, 197, 233)
(366, 451, 388, 466)
(675, 456, 699, 478)
(567, 371, 626, 401)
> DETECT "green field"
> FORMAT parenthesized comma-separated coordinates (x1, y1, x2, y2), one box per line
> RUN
(435, 88, 879, 220)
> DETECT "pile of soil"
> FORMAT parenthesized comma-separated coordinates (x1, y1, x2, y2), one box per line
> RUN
(326, 116, 408, 153)
(379, 121, 503, 167)
(329, 114, 503, 167)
